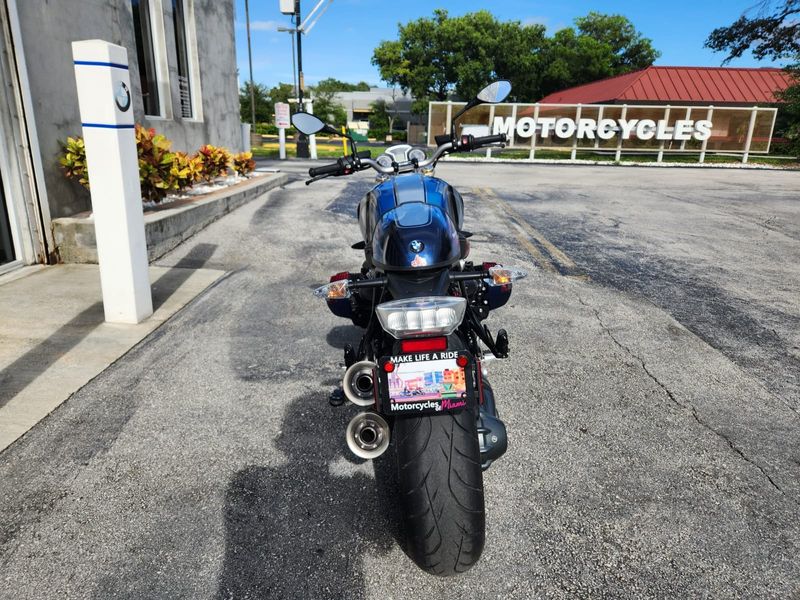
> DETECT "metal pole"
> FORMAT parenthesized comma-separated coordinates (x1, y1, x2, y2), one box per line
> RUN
(290, 33, 297, 99)
(245, 0, 255, 128)
(295, 0, 310, 158)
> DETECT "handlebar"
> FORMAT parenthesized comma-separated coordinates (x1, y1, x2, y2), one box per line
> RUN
(472, 134, 506, 147)
(304, 133, 507, 183)
(308, 161, 344, 178)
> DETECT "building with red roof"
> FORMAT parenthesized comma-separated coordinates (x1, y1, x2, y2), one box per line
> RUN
(539, 66, 794, 106)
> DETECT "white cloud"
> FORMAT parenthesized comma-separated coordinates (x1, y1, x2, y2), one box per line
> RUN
(235, 19, 284, 32)
(523, 16, 549, 28)
(250, 20, 283, 31)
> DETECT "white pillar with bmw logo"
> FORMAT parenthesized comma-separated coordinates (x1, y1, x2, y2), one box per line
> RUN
(72, 40, 152, 324)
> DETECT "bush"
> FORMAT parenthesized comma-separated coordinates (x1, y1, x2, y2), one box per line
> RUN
(60, 127, 249, 205)
(135, 125, 178, 202)
(232, 152, 256, 176)
(171, 151, 204, 190)
(59, 137, 89, 188)
(196, 144, 232, 181)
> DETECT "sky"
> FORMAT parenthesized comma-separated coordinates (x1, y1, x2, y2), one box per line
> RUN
(233, 0, 784, 91)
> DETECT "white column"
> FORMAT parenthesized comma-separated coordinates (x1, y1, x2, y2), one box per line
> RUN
(529, 104, 540, 160)
(72, 40, 152, 324)
(742, 106, 758, 164)
(278, 127, 287, 160)
(699, 106, 714, 164)
(485, 104, 495, 158)
(571, 104, 582, 161)
(305, 99, 317, 160)
(657, 105, 671, 163)
(615, 105, 627, 162)
(241, 123, 251, 152)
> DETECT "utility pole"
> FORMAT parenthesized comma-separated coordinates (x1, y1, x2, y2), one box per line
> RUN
(276, 27, 298, 99)
(295, 0, 309, 157)
(245, 0, 256, 127)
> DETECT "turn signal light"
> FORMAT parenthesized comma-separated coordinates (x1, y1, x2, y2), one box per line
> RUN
(487, 265, 528, 287)
(400, 337, 448, 354)
(313, 280, 351, 300)
(383, 361, 395, 373)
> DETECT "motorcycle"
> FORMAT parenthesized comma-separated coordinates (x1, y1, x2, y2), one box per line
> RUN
(292, 81, 526, 576)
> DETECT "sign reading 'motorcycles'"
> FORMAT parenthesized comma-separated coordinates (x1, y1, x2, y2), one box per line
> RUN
(427, 101, 779, 158)
(492, 116, 712, 141)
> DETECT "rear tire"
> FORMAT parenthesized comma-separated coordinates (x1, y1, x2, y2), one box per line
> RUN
(394, 405, 485, 576)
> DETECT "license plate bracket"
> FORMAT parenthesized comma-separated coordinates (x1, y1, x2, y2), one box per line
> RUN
(377, 350, 475, 416)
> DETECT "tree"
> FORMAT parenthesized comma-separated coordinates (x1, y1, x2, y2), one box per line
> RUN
(372, 10, 658, 107)
(314, 78, 371, 93)
(705, 0, 800, 62)
(239, 82, 271, 123)
(267, 82, 294, 107)
(705, 1, 800, 156)
(368, 99, 396, 138)
(309, 82, 348, 128)
(575, 12, 660, 72)
(538, 29, 621, 97)
(373, 10, 545, 111)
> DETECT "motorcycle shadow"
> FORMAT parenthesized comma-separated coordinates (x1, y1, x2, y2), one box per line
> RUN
(325, 324, 362, 350)
(215, 391, 402, 599)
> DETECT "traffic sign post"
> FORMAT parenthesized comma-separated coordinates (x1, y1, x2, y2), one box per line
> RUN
(72, 40, 153, 324)
(275, 102, 290, 160)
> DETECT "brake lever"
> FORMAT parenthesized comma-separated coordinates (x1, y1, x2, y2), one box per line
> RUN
(305, 173, 332, 186)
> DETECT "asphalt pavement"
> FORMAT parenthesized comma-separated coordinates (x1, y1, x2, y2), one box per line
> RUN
(1, 162, 798, 599)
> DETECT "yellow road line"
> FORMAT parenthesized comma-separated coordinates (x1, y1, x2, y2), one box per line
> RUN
(510, 223, 557, 273)
(481, 187, 578, 271)
(471, 187, 557, 272)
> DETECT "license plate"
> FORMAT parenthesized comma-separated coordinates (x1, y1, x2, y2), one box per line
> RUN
(378, 350, 474, 415)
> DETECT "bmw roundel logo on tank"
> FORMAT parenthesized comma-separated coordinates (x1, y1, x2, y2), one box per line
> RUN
(409, 240, 425, 253)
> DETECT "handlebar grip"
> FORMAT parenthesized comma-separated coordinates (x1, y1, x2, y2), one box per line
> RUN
(308, 162, 343, 178)
(473, 133, 507, 146)
(435, 134, 452, 146)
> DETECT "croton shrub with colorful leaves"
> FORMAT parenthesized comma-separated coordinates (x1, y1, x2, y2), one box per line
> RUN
(60, 125, 257, 204)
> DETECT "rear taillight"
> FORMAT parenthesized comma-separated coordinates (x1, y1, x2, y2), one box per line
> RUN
(375, 296, 466, 339)
(400, 337, 448, 354)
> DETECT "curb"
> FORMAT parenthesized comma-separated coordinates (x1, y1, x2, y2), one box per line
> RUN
(441, 156, 799, 171)
(52, 173, 289, 264)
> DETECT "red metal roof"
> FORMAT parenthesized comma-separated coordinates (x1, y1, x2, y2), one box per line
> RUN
(539, 66, 795, 105)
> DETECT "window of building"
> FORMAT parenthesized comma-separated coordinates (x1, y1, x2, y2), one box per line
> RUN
(131, 0, 162, 116)
(171, 0, 202, 120)
(172, 0, 192, 118)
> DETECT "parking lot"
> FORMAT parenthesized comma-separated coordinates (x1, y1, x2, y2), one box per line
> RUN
(1, 162, 798, 599)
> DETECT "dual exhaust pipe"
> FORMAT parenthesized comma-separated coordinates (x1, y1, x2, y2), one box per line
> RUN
(342, 361, 390, 459)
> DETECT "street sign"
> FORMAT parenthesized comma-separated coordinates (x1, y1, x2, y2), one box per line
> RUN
(275, 102, 290, 128)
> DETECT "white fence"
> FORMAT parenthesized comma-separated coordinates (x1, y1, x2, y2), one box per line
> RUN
(427, 101, 779, 164)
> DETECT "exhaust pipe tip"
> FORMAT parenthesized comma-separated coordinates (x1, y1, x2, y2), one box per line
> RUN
(346, 411, 390, 460)
(342, 361, 377, 406)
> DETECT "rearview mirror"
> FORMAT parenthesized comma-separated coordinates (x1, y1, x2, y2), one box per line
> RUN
(477, 80, 512, 104)
(292, 112, 330, 135)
